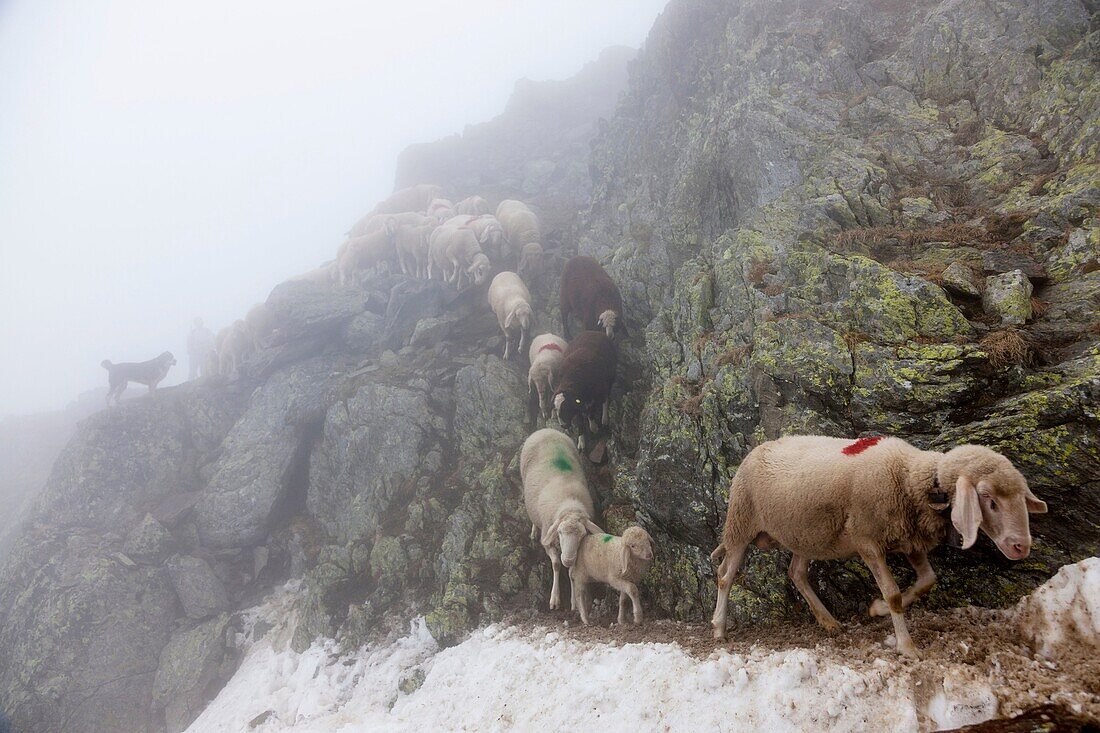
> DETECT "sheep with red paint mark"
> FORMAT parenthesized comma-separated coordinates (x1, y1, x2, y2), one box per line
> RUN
(528, 333, 568, 421)
(710, 435, 1049, 656)
(559, 255, 624, 339)
(552, 331, 617, 451)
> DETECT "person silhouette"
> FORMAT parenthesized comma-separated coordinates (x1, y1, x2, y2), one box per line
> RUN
(187, 317, 216, 380)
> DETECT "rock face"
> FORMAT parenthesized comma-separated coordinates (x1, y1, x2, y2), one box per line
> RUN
(2, 1, 1098, 731)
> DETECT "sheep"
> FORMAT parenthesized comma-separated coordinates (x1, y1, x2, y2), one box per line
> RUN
(570, 526, 654, 625)
(244, 301, 277, 351)
(394, 222, 436, 279)
(289, 262, 336, 285)
(518, 242, 544, 280)
(521, 428, 604, 610)
(441, 214, 506, 262)
(710, 435, 1049, 657)
(349, 210, 433, 238)
(455, 195, 491, 216)
(496, 199, 540, 263)
(428, 225, 491, 289)
(426, 197, 457, 223)
(560, 255, 624, 339)
(369, 183, 441, 215)
(528, 333, 567, 420)
(217, 320, 252, 379)
(488, 272, 533, 360)
(552, 331, 617, 451)
(336, 221, 397, 286)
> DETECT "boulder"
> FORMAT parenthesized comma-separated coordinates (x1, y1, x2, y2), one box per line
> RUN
(166, 555, 229, 619)
(124, 514, 174, 563)
(941, 261, 981, 298)
(983, 269, 1034, 325)
(152, 614, 230, 732)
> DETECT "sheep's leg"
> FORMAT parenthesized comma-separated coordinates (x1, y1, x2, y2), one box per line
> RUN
(546, 545, 563, 610)
(530, 523, 538, 542)
(575, 580, 590, 625)
(602, 399, 609, 427)
(617, 592, 630, 625)
(611, 579, 643, 624)
(859, 547, 918, 658)
(870, 550, 936, 617)
(788, 554, 841, 632)
(711, 543, 747, 640)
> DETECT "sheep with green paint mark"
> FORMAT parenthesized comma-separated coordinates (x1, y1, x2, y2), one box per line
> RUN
(570, 526, 654, 625)
(520, 428, 603, 611)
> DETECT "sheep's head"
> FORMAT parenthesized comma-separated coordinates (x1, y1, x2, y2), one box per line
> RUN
(545, 512, 602, 568)
(598, 309, 619, 338)
(620, 526, 654, 575)
(937, 445, 1047, 559)
(553, 389, 584, 427)
(519, 242, 543, 277)
(467, 253, 491, 284)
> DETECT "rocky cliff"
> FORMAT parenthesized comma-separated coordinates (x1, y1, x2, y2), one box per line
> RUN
(1, 1, 1098, 732)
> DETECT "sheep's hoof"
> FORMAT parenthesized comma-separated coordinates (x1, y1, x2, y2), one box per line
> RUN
(821, 619, 842, 633)
(711, 624, 726, 641)
(898, 641, 920, 659)
(869, 599, 890, 618)
(549, 598, 559, 610)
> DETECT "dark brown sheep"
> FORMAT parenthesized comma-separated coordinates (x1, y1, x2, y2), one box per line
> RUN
(559, 256, 624, 339)
(553, 331, 617, 450)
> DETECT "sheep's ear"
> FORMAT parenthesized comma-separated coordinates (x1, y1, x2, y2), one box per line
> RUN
(620, 543, 631, 576)
(951, 475, 981, 550)
(541, 519, 561, 547)
(1024, 486, 1048, 514)
(583, 519, 603, 535)
(505, 311, 516, 330)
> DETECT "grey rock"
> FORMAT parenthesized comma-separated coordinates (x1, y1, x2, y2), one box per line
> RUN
(983, 270, 1034, 325)
(941, 261, 981, 298)
(265, 279, 368, 344)
(124, 514, 174, 562)
(166, 555, 229, 619)
(409, 316, 457, 348)
(152, 615, 230, 732)
(342, 310, 385, 353)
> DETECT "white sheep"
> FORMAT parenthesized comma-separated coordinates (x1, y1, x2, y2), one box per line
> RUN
(518, 242, 544, 280)
(570, 526, 654, 625)
(496, 199, 540, 263)
(527, 333, 567, 420)
(521, 428, 603, 611)
(710, 435, 1049, 656)
(394, 222, 435, 279)
(351, 210, 433, 238)
(428, 225, 491, 288)
(427, 197, 456, 223)
(488, 272, 533, 360)
(336, 221, 397, 286)
(455, 195, 491, 216)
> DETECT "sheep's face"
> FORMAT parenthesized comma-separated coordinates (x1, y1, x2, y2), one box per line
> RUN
(622, 527, 654, 562)
(554, 390, 584, 426)
(556, 517, 587, 568)
(467, 255, 491, 285)
(941, 446, 1047, 560)
(598, 310, 618, 338)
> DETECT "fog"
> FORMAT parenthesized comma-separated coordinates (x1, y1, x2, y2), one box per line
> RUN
(0, 0, 666, 417)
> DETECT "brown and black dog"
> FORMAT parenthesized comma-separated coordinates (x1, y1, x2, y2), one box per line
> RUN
(101, 351, 176, 407)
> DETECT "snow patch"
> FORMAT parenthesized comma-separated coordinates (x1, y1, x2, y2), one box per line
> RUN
(1015, 557, 1100, 660)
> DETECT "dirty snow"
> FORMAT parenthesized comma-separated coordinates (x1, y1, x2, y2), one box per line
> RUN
(187, 560, 1100, 733)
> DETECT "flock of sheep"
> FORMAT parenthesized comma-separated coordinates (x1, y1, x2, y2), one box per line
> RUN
(202, 183, 1051, 657)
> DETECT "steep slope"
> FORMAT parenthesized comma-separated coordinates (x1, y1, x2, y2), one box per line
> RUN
(1, 2, 1098, 732)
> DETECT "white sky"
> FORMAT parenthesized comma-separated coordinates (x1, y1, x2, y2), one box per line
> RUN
(0, 0, 667, 417)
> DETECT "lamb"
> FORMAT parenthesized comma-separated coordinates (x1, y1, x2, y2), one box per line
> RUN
(455, 195, 491, 216)
(488, 272, 533, 360)
(495, 199, 540, 263)
(710, 435, 1049, 656)
(528, 333, 567, 420)
(336, 221, 397, 286)
(570, 526, 654, 625)
(521, 428, 604, 610)
(553, 331, 617, 451)
(244, 301, 277, 351)
(394, 222, 436, 279)
(428, 225, 491, 288)
(560, 255, 624, 339)
(426, 197, 457, 223)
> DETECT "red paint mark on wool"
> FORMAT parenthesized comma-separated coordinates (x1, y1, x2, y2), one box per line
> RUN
(842, 436, 883, 455)
(538, 343, 563, 354)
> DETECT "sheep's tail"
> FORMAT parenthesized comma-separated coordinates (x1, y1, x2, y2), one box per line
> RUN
(101, 359, 113, 370)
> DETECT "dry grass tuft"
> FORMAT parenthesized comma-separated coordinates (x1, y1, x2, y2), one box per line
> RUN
(716, 343, 752, 368)
(981, 329, 1038, 369)
(835, 223, 995, 250)
(1030, 297, 1049, 318)
(762, 281, 785, 296)
(746, 257, 776, 285)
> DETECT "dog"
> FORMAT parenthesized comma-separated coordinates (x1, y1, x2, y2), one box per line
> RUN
(101, 351, 176, 407)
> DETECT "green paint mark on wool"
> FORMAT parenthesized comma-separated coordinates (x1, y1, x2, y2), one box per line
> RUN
(551, 448, 574, 473)
(601, 534, 613, 543)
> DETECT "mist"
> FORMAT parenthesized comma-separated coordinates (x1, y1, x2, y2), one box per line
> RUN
(0, 0, 667, 417)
